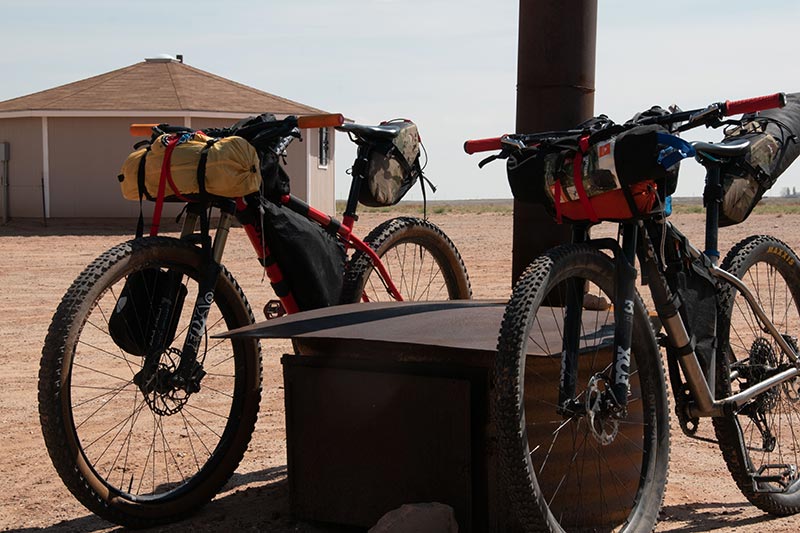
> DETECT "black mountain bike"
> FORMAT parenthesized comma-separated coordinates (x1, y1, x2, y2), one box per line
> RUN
(467, 92, 800, 532)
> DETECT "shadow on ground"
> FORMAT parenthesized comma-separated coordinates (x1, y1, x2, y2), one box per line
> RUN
(659, 500, 785, 532)
(6, 466, 361, 533)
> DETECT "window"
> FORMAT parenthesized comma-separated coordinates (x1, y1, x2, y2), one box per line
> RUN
(319, 127, 329, 167)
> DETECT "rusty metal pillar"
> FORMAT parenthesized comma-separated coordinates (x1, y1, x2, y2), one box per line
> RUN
(512, 0, 597, 281)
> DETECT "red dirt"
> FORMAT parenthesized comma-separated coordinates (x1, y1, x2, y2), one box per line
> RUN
(1, 211, 799, 532)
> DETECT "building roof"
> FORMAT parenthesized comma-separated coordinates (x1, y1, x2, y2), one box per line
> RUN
(0, 57, 324, 115)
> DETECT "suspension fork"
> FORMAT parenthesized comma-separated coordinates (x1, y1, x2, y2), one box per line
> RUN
(557, 226, 588, 413)
(609, 223, 639, 413)
(144, 200, 234, 393)
(558, 272, 585, 414)
(558, 224, 638, 416)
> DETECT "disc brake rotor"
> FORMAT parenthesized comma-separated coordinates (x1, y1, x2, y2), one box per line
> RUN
(133, 347, 194, 416)
(585, 373, 619, 446)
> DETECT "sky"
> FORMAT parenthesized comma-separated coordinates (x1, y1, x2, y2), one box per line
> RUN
(1, 0, 799, 200)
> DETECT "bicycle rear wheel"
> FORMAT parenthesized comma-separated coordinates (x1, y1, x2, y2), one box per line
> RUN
(38, 237, 261, 528)
(714, 235, 800, 515)
(495, 244, 669, 532)
(341, 216, 471, 303)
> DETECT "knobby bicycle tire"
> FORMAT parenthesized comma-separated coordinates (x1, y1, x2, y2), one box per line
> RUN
(495, 244, 669, 532)
(714, 235, 800, 516)
(38, 237, 262, 528)
(341, 216, 472, 303)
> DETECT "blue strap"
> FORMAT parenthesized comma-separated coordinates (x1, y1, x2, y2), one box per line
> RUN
(656, 132, 695, 169)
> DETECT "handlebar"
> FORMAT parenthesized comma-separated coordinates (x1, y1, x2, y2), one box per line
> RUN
(464, 91, 787, 156)
(464, 136, 504, 154)
(130, 113, 345, 138)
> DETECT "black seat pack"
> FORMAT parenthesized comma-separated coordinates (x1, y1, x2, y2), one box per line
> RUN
(718, 92, 800, 226)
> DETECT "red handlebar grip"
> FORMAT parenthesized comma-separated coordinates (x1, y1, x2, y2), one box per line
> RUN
(464, 137, 503, 154)
(724, 93, 786, 116)
(297, 113, 345, 129)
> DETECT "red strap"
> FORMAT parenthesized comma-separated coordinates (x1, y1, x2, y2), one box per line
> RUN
(150, 136, 180, 236)
(571, 135, 599, 223)
(553, 179, 563, 224)
(165, 172, 193, 203)
(163, 136, 193, 203)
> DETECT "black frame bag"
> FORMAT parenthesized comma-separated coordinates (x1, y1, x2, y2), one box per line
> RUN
(261, 200, 346, 311)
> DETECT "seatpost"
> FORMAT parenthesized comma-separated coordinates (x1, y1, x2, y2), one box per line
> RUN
(703, 163, 723, 264)
(342, 163, 365, 229)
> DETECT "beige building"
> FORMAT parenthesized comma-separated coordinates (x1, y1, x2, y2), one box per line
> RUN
(0, 56, 336, 220)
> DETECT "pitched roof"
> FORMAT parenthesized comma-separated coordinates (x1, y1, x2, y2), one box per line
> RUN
(0, 58, 325, 115)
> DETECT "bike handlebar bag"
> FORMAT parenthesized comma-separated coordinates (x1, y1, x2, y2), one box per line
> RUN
(119, 132, 262, 201)
(507, 119, 675, 223)
(108, 268, 188, 357)
(353, 121, 421, 207)
(718, 92, 800, 227)
(219, 113, 291, 201)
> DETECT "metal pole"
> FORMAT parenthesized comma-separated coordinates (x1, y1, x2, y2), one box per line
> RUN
(0, 142, 8, 224)
(1, 160, 8, 224)
(41, 174, 47, 227)
(512, 0, 597, 281)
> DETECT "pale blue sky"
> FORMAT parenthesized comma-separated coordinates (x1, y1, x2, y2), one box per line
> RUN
(1, 0, 798, 199)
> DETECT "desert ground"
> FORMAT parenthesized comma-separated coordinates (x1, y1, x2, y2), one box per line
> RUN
(2, 201, 800, 532)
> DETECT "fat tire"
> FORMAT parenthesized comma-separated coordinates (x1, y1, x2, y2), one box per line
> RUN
(713, 235, 800, 516)
(38, 237, 262, 528)
(341, 216, 471, 303)
(495, 244, 669, 532)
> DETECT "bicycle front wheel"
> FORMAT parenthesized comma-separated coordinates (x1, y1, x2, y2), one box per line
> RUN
(714, 235, 800, 515)
(341, 216, 472, 303)
(38, 237, 262, 528)
(495, 244, 669, 532)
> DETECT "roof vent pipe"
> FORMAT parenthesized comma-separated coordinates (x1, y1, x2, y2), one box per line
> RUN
(145, 54, 177, 63)
(176, 54, 183, 63)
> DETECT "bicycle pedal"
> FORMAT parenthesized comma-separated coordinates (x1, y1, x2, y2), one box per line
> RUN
(264, 300, 286, 320)
(752, 464, 796, 493)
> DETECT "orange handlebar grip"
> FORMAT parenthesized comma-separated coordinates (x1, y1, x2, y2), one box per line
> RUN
(297, 113, 345, 129)
(130, 124, 157, 137)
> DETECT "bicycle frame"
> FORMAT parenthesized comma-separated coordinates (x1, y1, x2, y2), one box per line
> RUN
(137, 119, 411, 389)
(582, 160, 800, 422)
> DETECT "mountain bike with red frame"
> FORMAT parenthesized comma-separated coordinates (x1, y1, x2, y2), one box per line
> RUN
(466, 92, 800, 532)
(38, 113, 471, 528)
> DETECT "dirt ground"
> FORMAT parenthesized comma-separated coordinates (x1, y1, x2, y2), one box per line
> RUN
(2, 209, 800, 532)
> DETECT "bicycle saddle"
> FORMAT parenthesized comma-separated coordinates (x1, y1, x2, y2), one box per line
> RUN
(692, 139, 750, 158)
(337, 122, 406, 140)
